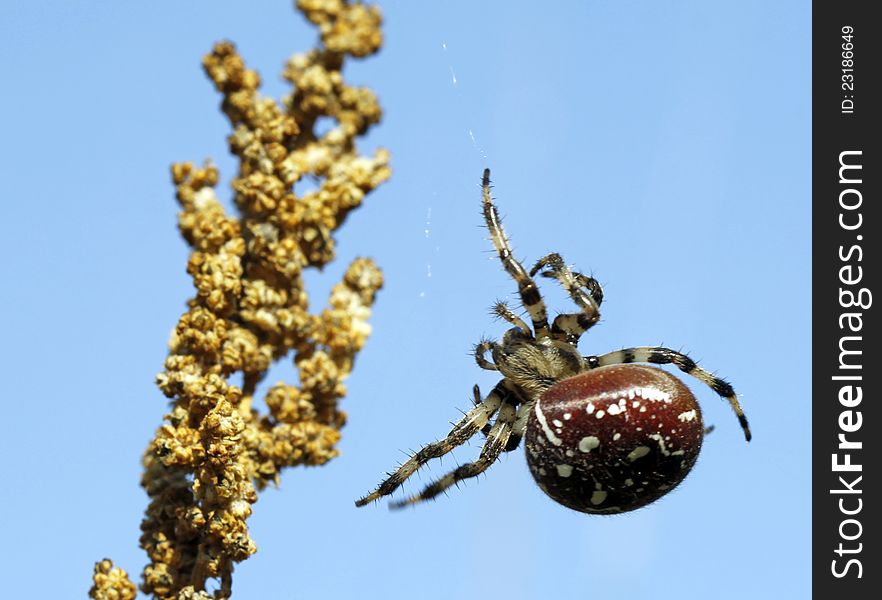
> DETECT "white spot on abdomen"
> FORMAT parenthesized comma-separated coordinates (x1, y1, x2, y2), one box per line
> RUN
(649, 433, 671, 456)
(534, 399, 563, 446)
(578, 436, 600, 453)
(556, 464, 573, 477)
(678, 409, 697, 422)
(633, 386, 672, 403)
(590, 490, 608, 505)
(627, 446, 651, 461)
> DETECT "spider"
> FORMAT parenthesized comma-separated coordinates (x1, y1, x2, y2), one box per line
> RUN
(355, 169, 751, 513)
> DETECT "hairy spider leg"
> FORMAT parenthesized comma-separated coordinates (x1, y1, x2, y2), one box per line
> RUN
(473, 393, 531, 447)
(572, 272, 604, 305)
(355, 382, 507, 506)
(482, 169, 550, 338)
(491, 301, 531, 334)
(530, 253, 603, 343)
(531, 253, 604, 307)
(471, 384, 494, 436)
(474, 340, 500, 371)
(592, 346, 751, 441)
(503, 401, 532, 452)
(390, 389, 522, 508)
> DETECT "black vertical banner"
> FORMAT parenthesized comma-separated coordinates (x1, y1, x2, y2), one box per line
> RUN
(814, 1, 880, 597)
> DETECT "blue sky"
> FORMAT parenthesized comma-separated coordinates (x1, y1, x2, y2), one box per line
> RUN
(0, 2, 810, 598)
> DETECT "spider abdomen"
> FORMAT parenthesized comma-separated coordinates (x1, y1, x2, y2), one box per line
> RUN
(525, 365, 704, 514)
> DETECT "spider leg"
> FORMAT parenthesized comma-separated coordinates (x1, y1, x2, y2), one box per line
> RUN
(355, 382, 507, 507)
(531, 253, 604, 307)
(591, 346, 751, 441)
(531, 254, 602, 303)
(474, 340, 499, 371)
(482, 169, 550, 338)
(390, 389, 521, 508)
(491, 301, 531, 334)
(531, 253, 602, 343)
(550, 314, 594, 345)
(503, 401, 532, 452)
(472, 384, 493, 436)
(473, 386, 531, 448)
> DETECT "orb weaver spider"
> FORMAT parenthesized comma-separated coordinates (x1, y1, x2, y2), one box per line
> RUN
(356, 169, 750, 513)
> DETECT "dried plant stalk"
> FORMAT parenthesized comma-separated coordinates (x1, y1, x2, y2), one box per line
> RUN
(92, 2, 389, 598)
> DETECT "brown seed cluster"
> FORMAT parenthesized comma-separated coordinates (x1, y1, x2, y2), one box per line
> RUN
(94, 2, 389, 599)
(90, 559, 138, 600)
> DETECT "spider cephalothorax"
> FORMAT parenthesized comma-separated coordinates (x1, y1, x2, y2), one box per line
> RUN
(356, 169, 750, 513)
